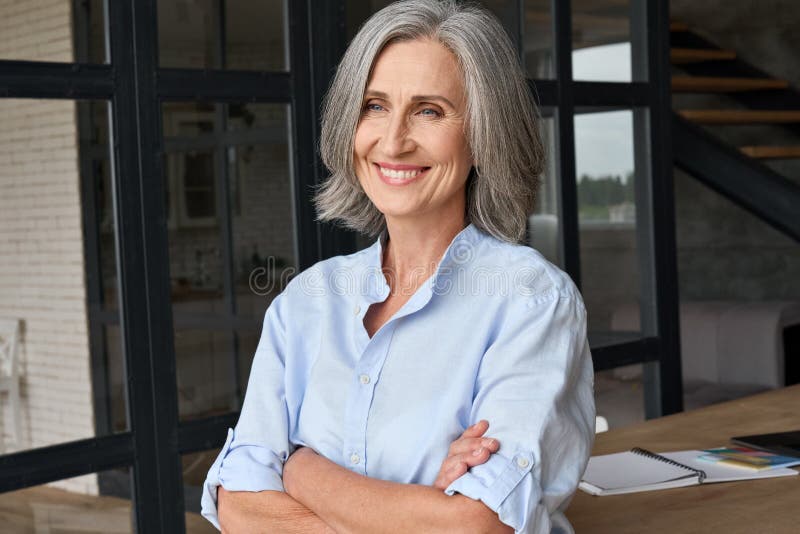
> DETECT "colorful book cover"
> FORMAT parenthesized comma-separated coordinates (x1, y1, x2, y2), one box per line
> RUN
(699, 447, 800, 471)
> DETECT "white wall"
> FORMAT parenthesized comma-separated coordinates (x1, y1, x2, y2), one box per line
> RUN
(0, 0, 99, 495)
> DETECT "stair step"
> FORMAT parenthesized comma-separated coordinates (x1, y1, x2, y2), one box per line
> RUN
(678, 109, 800, 125)
(740, 145, 800, 159)
(672, 76, 789, 93)
(670, 21, 689, 32)
(671, 47, 736, 64)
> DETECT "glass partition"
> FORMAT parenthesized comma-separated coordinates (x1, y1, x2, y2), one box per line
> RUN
(158, 0, 287, 71)
(572, 0, 634, 82)
(162, 102, 295, 420)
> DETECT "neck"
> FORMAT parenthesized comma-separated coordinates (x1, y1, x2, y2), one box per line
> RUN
(381, 214, 468, 296)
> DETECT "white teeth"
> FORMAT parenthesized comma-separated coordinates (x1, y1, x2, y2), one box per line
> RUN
(379, 167, 424, 180)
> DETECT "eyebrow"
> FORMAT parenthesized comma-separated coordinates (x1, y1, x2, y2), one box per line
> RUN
(364, 90, 457, 109)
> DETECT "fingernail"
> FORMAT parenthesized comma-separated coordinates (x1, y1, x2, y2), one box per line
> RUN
(482, 439, 495, 448)
(473, 447, 484, 456)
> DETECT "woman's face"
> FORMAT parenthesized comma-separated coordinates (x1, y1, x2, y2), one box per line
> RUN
(353, 38, 473, 225)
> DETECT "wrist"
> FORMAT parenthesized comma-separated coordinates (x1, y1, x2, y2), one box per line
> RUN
(284, 446, 315, 497)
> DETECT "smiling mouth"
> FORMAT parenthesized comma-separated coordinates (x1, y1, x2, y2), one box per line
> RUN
(374, 163, 431, 184)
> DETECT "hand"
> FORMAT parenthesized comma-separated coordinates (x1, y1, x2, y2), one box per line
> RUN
(433, 420, 500, 490)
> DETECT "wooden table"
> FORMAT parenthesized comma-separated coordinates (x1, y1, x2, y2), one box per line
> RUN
(565, 384, 800, 533)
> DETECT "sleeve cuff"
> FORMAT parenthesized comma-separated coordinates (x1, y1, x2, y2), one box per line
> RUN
(444, 449, 537, 532)
(200, 428, 286, 530)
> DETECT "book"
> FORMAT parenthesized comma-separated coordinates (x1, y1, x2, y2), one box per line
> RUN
(579, 447, 799, 496)
(698, 446, 800, 471)
(731, 429, 800, 458)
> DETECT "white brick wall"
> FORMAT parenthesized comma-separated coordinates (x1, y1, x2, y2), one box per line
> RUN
(0, 0, 72, 63)
(1, 1, 99, 496)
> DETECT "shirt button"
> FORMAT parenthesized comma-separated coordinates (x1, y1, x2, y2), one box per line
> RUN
(359, 374, 370, 385)
(516, 457, 530, 469)
(350, 453, 360, 465)
(354, 304, 361, 315)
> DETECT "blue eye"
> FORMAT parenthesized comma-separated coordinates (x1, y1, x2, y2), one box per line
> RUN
(362, 102, 441, 118)
(364, 103, 383, 112)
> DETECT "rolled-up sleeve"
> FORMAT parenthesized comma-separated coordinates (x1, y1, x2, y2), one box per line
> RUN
(200, 293, 292, 530)
(444, 289, 595, 534)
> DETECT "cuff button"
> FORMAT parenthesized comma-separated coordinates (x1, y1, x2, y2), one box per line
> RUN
(516, 456, 530, 469)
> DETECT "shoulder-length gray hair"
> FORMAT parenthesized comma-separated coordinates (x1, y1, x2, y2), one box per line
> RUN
(313, 0, 544, 244)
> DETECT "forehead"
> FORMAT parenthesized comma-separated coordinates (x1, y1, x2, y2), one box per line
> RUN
(367, 38, 465, 99)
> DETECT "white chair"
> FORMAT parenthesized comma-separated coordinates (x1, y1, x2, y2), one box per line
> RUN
(0, 318, 22, 453)
(595, 416, 609, 434)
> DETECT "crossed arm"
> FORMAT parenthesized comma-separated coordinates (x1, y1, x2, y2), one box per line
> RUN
(217, 421, 512, 534)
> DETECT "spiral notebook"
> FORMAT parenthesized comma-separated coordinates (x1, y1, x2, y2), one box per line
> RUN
(579, 447, 799, 496)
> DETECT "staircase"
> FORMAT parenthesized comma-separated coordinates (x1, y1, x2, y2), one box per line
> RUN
(669, 20, 800, 241)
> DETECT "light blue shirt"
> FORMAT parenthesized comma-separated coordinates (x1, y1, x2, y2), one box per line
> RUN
(201, 222, 595, 533)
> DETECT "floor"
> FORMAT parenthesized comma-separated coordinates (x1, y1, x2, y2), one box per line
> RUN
(0, 485, 215, 534)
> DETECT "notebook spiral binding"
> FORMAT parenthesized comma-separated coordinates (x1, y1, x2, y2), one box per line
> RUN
(631, 447, 708, 482)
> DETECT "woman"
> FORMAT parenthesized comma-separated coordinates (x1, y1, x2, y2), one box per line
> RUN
(201, 1, 595, 532)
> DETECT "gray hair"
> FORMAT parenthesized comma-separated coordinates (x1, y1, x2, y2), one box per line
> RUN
(313, 0, 544, 244)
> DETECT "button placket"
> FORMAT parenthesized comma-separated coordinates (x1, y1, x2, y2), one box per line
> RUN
(342, 322, 397, 477)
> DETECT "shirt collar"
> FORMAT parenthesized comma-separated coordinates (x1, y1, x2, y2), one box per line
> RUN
(360, 222, 481, 303)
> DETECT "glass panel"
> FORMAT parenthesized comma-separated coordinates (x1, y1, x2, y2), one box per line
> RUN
(163, 103, 224, 311)
(523, 0, 555, 78)
(595, 366, 645, 430)
(0, 99, 126, 455)
(176, 329, 235, 420)
(163, 102, 295, 421)
(574, 108, 645, 341)
(0, 469, 134, 533)
(230, 105, 296, 324)
(0, 0, 106, 63)
(236, 328, 261, 394)
(183, 451, 225, 533)
(572, 0, 633, 82)
(528, 107, 560, 266)
(158, 0, 287, 71)
(346, 1, 393, 42)
(176, 327, 263, 421)
(80, 102, 120, 312)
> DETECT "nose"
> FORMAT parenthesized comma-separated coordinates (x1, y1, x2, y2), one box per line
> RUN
(380, 114, 415, 156)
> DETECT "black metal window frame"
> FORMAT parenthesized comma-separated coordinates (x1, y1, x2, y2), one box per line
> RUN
(0, 1, 680, 531)
(477, 0, 681, 417)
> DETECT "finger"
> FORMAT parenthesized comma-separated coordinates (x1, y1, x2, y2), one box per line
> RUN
(434, 442, 501, 491)
(433, 460, 469, 490)
(461, 420, 489, 438)
(439, 447, 492, 481)
(448, 436, 500, 457)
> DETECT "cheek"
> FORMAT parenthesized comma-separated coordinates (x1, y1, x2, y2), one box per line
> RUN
(354, 121, 378, 155)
